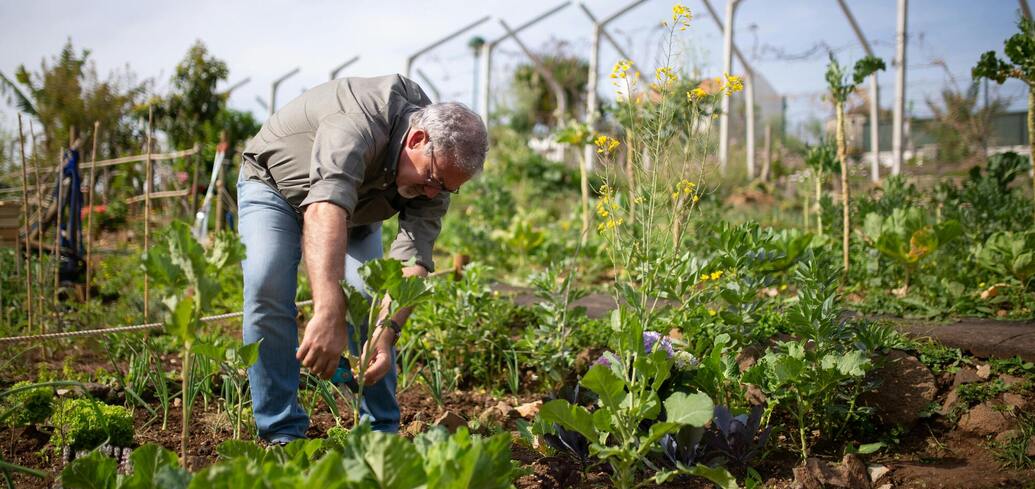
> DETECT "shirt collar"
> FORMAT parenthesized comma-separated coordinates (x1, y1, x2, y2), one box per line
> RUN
(385, 106, 418, 180)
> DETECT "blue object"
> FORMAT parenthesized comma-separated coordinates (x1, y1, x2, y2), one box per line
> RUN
(239, 178, 400, 441)
(331, 356, 359, 393)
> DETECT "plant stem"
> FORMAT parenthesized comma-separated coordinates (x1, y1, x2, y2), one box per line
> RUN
(181, 347, 192, 466)
(1028, 86, 1034, 222)
(836, 101, 850, 279)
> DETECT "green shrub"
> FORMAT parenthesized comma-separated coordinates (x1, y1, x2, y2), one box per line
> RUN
(51, 398, 134, 451)
(2, 381, 54, 427)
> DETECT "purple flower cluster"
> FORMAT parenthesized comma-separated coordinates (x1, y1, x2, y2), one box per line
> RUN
(643, 331, 675, 358)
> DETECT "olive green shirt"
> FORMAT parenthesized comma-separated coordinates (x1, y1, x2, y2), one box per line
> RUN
(240, 75, 447, 271)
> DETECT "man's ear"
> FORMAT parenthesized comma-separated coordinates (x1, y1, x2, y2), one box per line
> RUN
(407, 129, 428, 149)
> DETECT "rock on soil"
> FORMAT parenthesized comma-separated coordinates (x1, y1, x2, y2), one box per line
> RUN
(515, 400, 542, 419)
(957, 402, 1015, 436)
(860, 350, 937, 427)
(1027, 436, 1035, 457)
(952, 367, 981, 387)
(792, 454, 871, 489)
(433, 411, 467, 433)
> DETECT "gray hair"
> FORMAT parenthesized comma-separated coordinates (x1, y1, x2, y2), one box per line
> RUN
(410, 102, 488, 176)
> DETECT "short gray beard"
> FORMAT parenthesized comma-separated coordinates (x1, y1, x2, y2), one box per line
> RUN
(397, 184, 423, 199)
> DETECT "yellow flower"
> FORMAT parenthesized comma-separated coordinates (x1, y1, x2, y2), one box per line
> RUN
(707, 308, 717, 316)
(699, 274, 709, 282)
(593, 135, 607, 147)
(692, 194, 700, 203)
(655, 66, 678, 85)
(671, 4, 692, 29)
(710, 270, 723, 280)
(686, 87, 707, 102)
(595, 135, 621, 155)
(721, 72, 744, 96)
(610, 59, 633, 79)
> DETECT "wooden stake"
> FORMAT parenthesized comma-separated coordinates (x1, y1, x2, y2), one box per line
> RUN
(144, 107, 153, 321)
(214, 169, 224, 233)
(30, 122, 45, 337)
(190, 143, 200, 217)
(54, 132, 67, 306)
(86, 121, 99, 302)
(17, 115, 33, 332)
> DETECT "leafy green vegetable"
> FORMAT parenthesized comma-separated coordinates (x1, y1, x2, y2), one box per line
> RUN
(51, 398, 134, 451)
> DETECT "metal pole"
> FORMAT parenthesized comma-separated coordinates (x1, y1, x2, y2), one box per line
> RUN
(577, 4, 638, 65)
(30, 122, 43, 329)
(17, 114, 32, 333)
(221, 77, 251, 97)
(719, 0, 739, 174)
(500, 19, 568, 124)
(892, 0, 908, 175)
(482, 2, 572, 129)
(580, 0, 649, 170)
(745, 71, 755, 179)
(330, 56, 360, 80)
(270, 67, 300, 117)
(415, 69, 442, 102)
(1021, 0, 1032, 19)
(703, 0, 758, 179)
(144, 107, 153, 321)
(836, 0, 881, 182)
(405, 15, 491, 79)
(86, 121, 99, 302)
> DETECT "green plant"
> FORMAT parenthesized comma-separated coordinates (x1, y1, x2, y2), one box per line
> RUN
(51, 398, 134, 451)
(142, 221, 244, 460)
(974, 230, 1035, 286)
(61, 443, 189, 489)
(972, 15, 1035, 219)
(862, 208, 962, 293)
(803, 141, 838, 235)
(824, 52, 886, 277)
(1, 380, 53, 427)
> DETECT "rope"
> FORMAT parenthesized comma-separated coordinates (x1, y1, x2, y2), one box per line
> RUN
(0, 300, 313, 344)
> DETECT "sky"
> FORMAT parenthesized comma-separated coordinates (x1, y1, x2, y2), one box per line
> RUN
(0, 0, 1028, 141)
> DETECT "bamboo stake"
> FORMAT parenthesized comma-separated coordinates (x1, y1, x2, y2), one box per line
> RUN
(190, 143, 200, 217)
(214, 167, 224, 233)
(54, 129, 71, 306)
(30, 121, 44, 336)
(17, 115, 33, 333)
(143, 107, 153, 321)
(86, 122, 99, 302)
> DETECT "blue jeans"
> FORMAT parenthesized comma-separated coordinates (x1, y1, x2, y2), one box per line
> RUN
(238, 179, 399, 441)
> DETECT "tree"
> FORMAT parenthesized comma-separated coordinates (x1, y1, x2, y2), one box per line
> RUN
(510, 44, 589, 132)
(0, 39, 147, 162)
(825, 53, 886, 278)
(972, 15, 1035, 219)
(150, 40, 230, 150)
(803, 141, 838, 236)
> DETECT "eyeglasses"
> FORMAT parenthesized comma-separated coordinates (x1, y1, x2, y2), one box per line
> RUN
(424, 146, 460, 194)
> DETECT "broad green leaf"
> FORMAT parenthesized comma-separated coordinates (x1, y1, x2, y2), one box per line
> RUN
(120, 444, 181, 489)
(539, 399, 597, 441)
(215, 439, 266, 462)
(663, 392, 713, 427)
(60, 450, 117, 489)
(581, 365, 626, 409)
(683, 464, 739, 489)
(362, 431, 427, 489)
(836, 350, 871, 377)
(153, 465, 192, 489)
(236, 341, 262, 367)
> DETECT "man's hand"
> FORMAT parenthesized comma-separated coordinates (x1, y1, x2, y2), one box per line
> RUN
(300, 201, 350, 380)
(360, 324, 397, 385)
(296, 312, 349, 379)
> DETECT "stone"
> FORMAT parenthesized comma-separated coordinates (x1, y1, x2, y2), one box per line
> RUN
(515, 400, 542, 419)
(875, 485, 892, 489)
(995, 429, 1022, 443)
(1000, 392, 1028, 412)
(477, 401, 516, 427)
(403, 420, 426, 437)
(792, 455, 871, 489)
(860, 350, 937, 427)
(953, 367, 981, 387)
(745, 383, 767, 406)
(976, 363, 992, 380)
(958, 402, 1014, 436)
(1026, 436, 1035, 457)
(867, 465, 890, 483)
(668, 328, 683, 341)
(1000, 374, 1026, 387)
(939, 388, 960, 416)
(433, 411, 467, 433)
(736, 345, 762, 372)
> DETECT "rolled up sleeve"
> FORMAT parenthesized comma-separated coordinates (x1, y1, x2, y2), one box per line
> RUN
(389, 193, 450, 272)
(299, 113, 373, 216)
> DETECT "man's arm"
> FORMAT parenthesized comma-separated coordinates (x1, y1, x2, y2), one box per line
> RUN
(361, 264, 427, 385)
(296, 202, 350, 380)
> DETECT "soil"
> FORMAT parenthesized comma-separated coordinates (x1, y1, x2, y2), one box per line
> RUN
(888, 317, 1035, 363)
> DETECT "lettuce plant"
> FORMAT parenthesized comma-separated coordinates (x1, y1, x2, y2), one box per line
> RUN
(0, 380, 53, 427)
(862, 208, 962, 293)
(974, 230, 1035, 286)
(51, 398, 134, 452)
